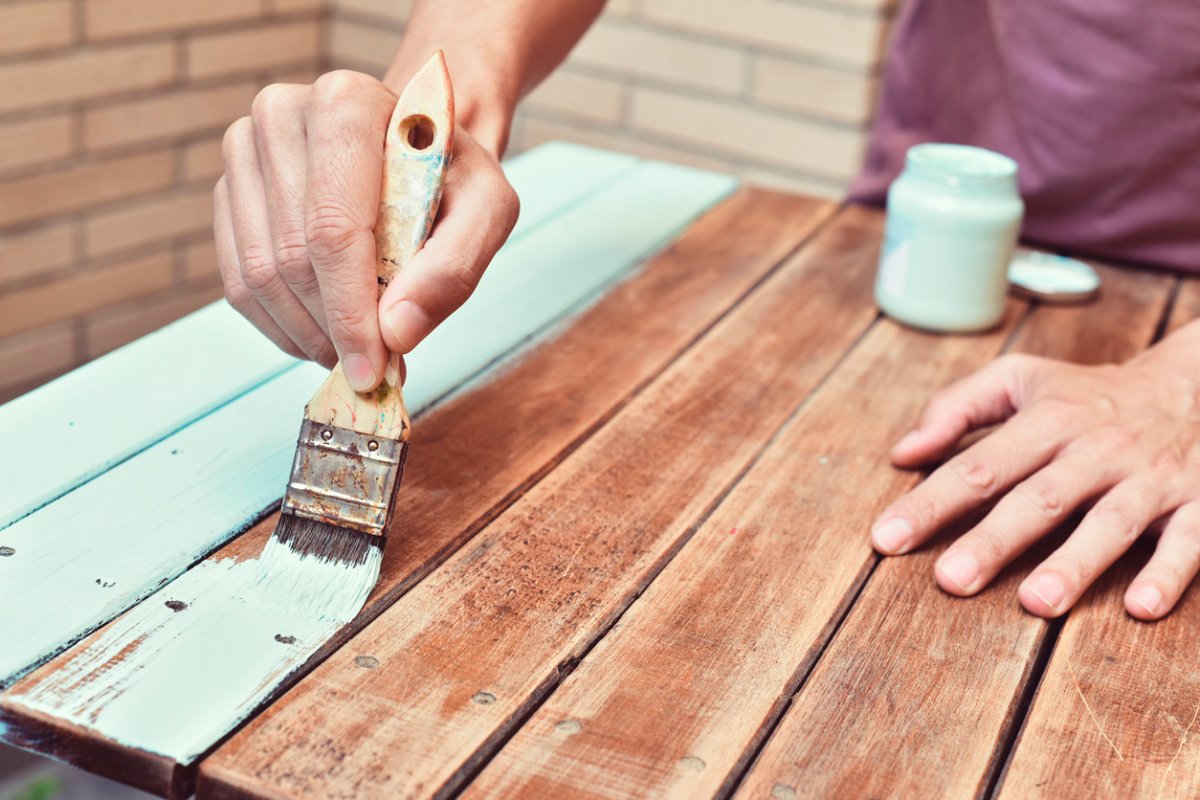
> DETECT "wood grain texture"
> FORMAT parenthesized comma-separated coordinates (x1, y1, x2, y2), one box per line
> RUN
(1167, 276, 1200, 335)
(0, 145, 688, 693)
(731, 262, 1176, 800)
(197, 204, 881, 800)
(5, 188, 834, 797)
(462, 207, 1029, 800)
(997, 543, 1200, 799)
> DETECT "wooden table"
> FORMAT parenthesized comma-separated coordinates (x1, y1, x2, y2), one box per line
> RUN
(2, 142, 1199, 800)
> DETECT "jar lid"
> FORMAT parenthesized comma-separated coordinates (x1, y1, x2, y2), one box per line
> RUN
(1008, 249, 1101, 303)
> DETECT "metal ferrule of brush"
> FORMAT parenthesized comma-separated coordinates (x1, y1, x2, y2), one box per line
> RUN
(281, 419, 408, 537)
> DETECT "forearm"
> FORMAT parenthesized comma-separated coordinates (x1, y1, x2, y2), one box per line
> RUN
(385, 0, 605, 157)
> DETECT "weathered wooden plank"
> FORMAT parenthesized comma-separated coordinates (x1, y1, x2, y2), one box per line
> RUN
(1167, 276, 1200, 334)
(4, 188, 833, 797)
(0, 155, 735, 691)
(195, 205, 882, 800)
(0, 142, 631, 534)
(731, 262, 1175, 800)
(996, 543, 1200, 799)
(461, 212, 1031, 800)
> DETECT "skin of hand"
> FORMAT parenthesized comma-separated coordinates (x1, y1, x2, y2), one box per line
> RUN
(214, 72, 519, 391)
(212, 0, 604, 392)
(870, 321, 1200, 621)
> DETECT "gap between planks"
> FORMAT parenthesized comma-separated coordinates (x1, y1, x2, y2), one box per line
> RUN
(3, 187, 837, 798)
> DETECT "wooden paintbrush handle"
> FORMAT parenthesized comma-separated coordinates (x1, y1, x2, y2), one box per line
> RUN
(303, 52, 455, 440)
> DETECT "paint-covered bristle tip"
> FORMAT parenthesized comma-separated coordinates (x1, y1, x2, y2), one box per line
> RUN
(271, 514, 382, 567)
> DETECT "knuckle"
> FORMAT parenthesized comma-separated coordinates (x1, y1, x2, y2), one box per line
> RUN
(311, 70, 373, 106)
(238, 245, 279, 293)
(324, 301, 371, 344)
(274, 239, 314, 285)
(223, 282, 253, 314)
(948, 456, 998, 497)
(222, 116, 253, 160)
(1014, 480, 1066, 520)
(250, 84, 288, 127)
(305, 202, 365, 260)
(1090, 502, 1142, 543)
(967, 526, 1010, 566)
(438, 256, 481, 307)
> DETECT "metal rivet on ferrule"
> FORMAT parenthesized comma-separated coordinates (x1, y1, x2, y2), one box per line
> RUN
(355, 655, 379, 669)
(471, 691, 497, 706)
(368, 440, 379, 452)
(0, 546, 14, 557)
(321, 428, 334, 441)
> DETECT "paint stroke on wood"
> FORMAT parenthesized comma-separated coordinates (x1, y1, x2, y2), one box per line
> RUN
(731, 263, 1175, 800)
(0, 303, 298, 532)
(0, 149, 734, 691)
(0, 141, 630, 535)
(197, 206, 881, 800)
(996, 542, 1200, 800)
(4, 188, 818, 795)
(460, 212, 1028, 800)
(1167, 276, 1200, 334)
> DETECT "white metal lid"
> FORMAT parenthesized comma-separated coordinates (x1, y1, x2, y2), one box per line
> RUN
(1008, 249, 1101, 303)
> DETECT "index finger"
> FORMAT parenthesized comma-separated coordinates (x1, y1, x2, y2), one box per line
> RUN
(303, 71, 395, 391)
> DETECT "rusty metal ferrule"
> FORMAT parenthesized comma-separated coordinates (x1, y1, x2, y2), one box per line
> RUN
(281, 419, 408, 537)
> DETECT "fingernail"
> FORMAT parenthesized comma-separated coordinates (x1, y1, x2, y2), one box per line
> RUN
(343, 353, 377, 392)
(382, 300, 429, 354)
(1027, 573, 1067, 613)
(937, 551, 980, 593)
(872, 517, 913, 554)
(1129, 584, 1162, 617)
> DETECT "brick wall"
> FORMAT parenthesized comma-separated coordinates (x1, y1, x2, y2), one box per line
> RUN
(330, 0, 895, 196)
(0, 0, 324, 402)
(0, 0, 894, 403)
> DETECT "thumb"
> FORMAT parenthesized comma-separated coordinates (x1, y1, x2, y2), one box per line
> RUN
(891, 353, 1035, 466)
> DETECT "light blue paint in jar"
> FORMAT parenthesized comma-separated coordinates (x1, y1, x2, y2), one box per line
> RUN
(875, 143, 1024, 332)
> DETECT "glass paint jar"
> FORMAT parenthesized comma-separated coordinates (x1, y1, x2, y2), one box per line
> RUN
(875, 143, 1024, 332)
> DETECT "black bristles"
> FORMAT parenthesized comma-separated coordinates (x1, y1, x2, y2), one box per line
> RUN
(272, 513, 383, 567)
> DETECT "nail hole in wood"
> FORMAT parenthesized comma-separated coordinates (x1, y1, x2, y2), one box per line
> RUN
(95, 578, 115, 588)
(772, 784, 797, 800)
(680, 756, 705, 772)
(274, 634, 296, 645)
(165, 600, 187, 612)
(471, 691, 496, 706)
(0, 546, 14, 557)
(355, 655, 379, 669)
(554, 719, 582, 734)
(400, 114, 435, 151)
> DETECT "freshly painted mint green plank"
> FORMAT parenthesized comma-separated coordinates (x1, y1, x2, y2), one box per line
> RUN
(0, 141, 633, 535)
(0, 305, 298, 532)
(0, 155, 735, 706)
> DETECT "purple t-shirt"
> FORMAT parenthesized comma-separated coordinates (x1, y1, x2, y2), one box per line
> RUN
(849, 0, 1200, 272)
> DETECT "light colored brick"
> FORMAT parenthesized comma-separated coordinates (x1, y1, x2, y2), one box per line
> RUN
(0, 150, 174, 228)
(182, 136, 226, 183)
(518, 115, 732, 175)
(0, 222, 76, 285)
(752, 54, 878, 125)
(739, 165, 844, 199)
(334, 0, 412, 25)
(85, 81, 259, 151)
(85, 0, 262, 40)
(630, 86, 865, 181)
(0, 42, 176, 115)
(269, 0, 327, 11)
(187, 20, 323, 80)
(0, 322, 76, 393)
(84, 188, 214, 259)
(183, 238, 221, 285)
(642, 0, 887, 71)
(570, 20, 747, 95)
(0, 1, 73, 57)
(524, 69, 625, 125)
(329, 17, 401, 72)
(86, 284, 223, 357)
(0, 114, 74, 175)
(0, 250, 174, 338)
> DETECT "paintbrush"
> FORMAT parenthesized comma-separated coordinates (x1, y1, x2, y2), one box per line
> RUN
(258, 51, 455, 602)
